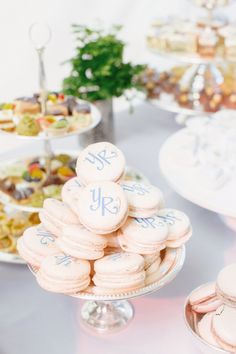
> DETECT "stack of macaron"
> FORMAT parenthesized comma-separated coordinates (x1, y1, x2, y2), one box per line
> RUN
(17, 142, 191, 296)
(187, 263, 236, 352)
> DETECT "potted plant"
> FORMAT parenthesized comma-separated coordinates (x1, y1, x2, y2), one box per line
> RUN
(62, 24, 145, 144)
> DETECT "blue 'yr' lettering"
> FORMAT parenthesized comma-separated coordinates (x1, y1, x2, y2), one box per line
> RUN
(122, 183, 150, 196)
(55, 255, 72, 266)
(85, 149, 118, 171)
(89, 188, 120, 216)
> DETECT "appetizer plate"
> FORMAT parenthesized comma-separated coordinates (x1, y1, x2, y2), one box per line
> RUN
(0, 100, 101, 141)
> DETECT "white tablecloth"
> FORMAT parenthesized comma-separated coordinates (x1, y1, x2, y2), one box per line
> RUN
(0, 102, 235, 354)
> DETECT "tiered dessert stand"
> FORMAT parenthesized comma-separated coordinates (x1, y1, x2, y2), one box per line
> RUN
(146, 0, 236, 124)
(0, 23, 100, 264)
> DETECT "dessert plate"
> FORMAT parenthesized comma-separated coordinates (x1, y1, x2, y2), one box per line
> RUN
(159, 129, 236, 220)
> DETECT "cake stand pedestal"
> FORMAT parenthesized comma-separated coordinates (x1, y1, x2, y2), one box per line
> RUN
(71, 246, 185, 333)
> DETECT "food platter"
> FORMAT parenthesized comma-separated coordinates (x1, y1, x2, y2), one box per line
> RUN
(0, 99, 101, 141)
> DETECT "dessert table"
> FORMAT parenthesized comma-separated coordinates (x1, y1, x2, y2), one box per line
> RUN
(0, 101, 235, 354)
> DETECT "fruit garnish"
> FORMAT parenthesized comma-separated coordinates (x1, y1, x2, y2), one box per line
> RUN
(31, 168, 44, 180)
(28, 163, 40, 173)
(48, 94, 57, 103)
(58, 166, 75, 178)
(58, 93, 65, 100)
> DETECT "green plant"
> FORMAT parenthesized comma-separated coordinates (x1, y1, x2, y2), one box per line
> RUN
(62, 24, 145, 101)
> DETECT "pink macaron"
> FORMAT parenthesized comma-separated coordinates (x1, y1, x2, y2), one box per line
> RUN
(37, 253, 91, 294)
(145, 248, 178, 285)
(17, 225, 59, 267)
(61, 177, 84, 211)
(56, 224, 107, 260)
(76, 142, 126, 185)
(93, 252, 145, 294)
(156, 208, 192, 248)
(118, 216, 168, 254)
(198, 312, 219, 347)
(120, 181, 164, 218)
(216, 263, 236, 307)
(212, 305, 236, 352)
(189, 282, 222, 314)
(39, 198, 80, 237)
(76, 181, 128, 234)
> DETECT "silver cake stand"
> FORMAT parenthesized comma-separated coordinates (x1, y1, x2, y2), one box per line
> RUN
(29, 246, 185, 334)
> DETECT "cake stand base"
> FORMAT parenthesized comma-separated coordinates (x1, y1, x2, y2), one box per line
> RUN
(80, 300, 134, 333)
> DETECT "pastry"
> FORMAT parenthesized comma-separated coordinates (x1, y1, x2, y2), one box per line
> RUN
(145, 248, 178, 285)
(77, 181, 128, 234)
(43, 198, 79, 226)
(189, 282, 222, 313)
(37, 254, 91, 294)
(120, 181, 164, 217)
(16, 115, 40, 136)
(76, 142, 126, 185)
(17, 225, 59, 267)
(212, 305, 236, 352)
(92, 252, 145, 294)
(157, 209, 192, 248)
(14, 97, 40, 115)
(57, 224, 107, 260)
(118, 216, 168, 254)
(216, 263, 236, 307)
(198, 28, 218, 57)
(61, 177, 83, 211)
(198, 312, 220, 347)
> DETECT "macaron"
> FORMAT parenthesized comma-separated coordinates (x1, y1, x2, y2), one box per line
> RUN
(39, 210, 62, 237)
(156, 208, 192, 248)
(93, 252, 145, 294)
(120, 181, 164, 217)
(43, 198, 79, 225)
(61, 177, 84, 211)
(104, 232, 122, 255)
(143, 252, 161, 269)
(189, 282, 222, 314)
(216, 263, 236, 307)
(145, 248, 178, 285)
(118, 216, 168, 254)
(145, 257, 162, 284)
(37, 253, 91, 294)
(76, 142, 125, 185)
(212, 305, 236, 352)
(76, 181, 128, 234)
(17, 225, 59, 267)
(56, 224, 107, 260)
(198, 312, 219, 347)
(39, 199, 80, 237)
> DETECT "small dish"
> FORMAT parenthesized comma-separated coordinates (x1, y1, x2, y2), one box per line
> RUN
(184, 284, 231, 354)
